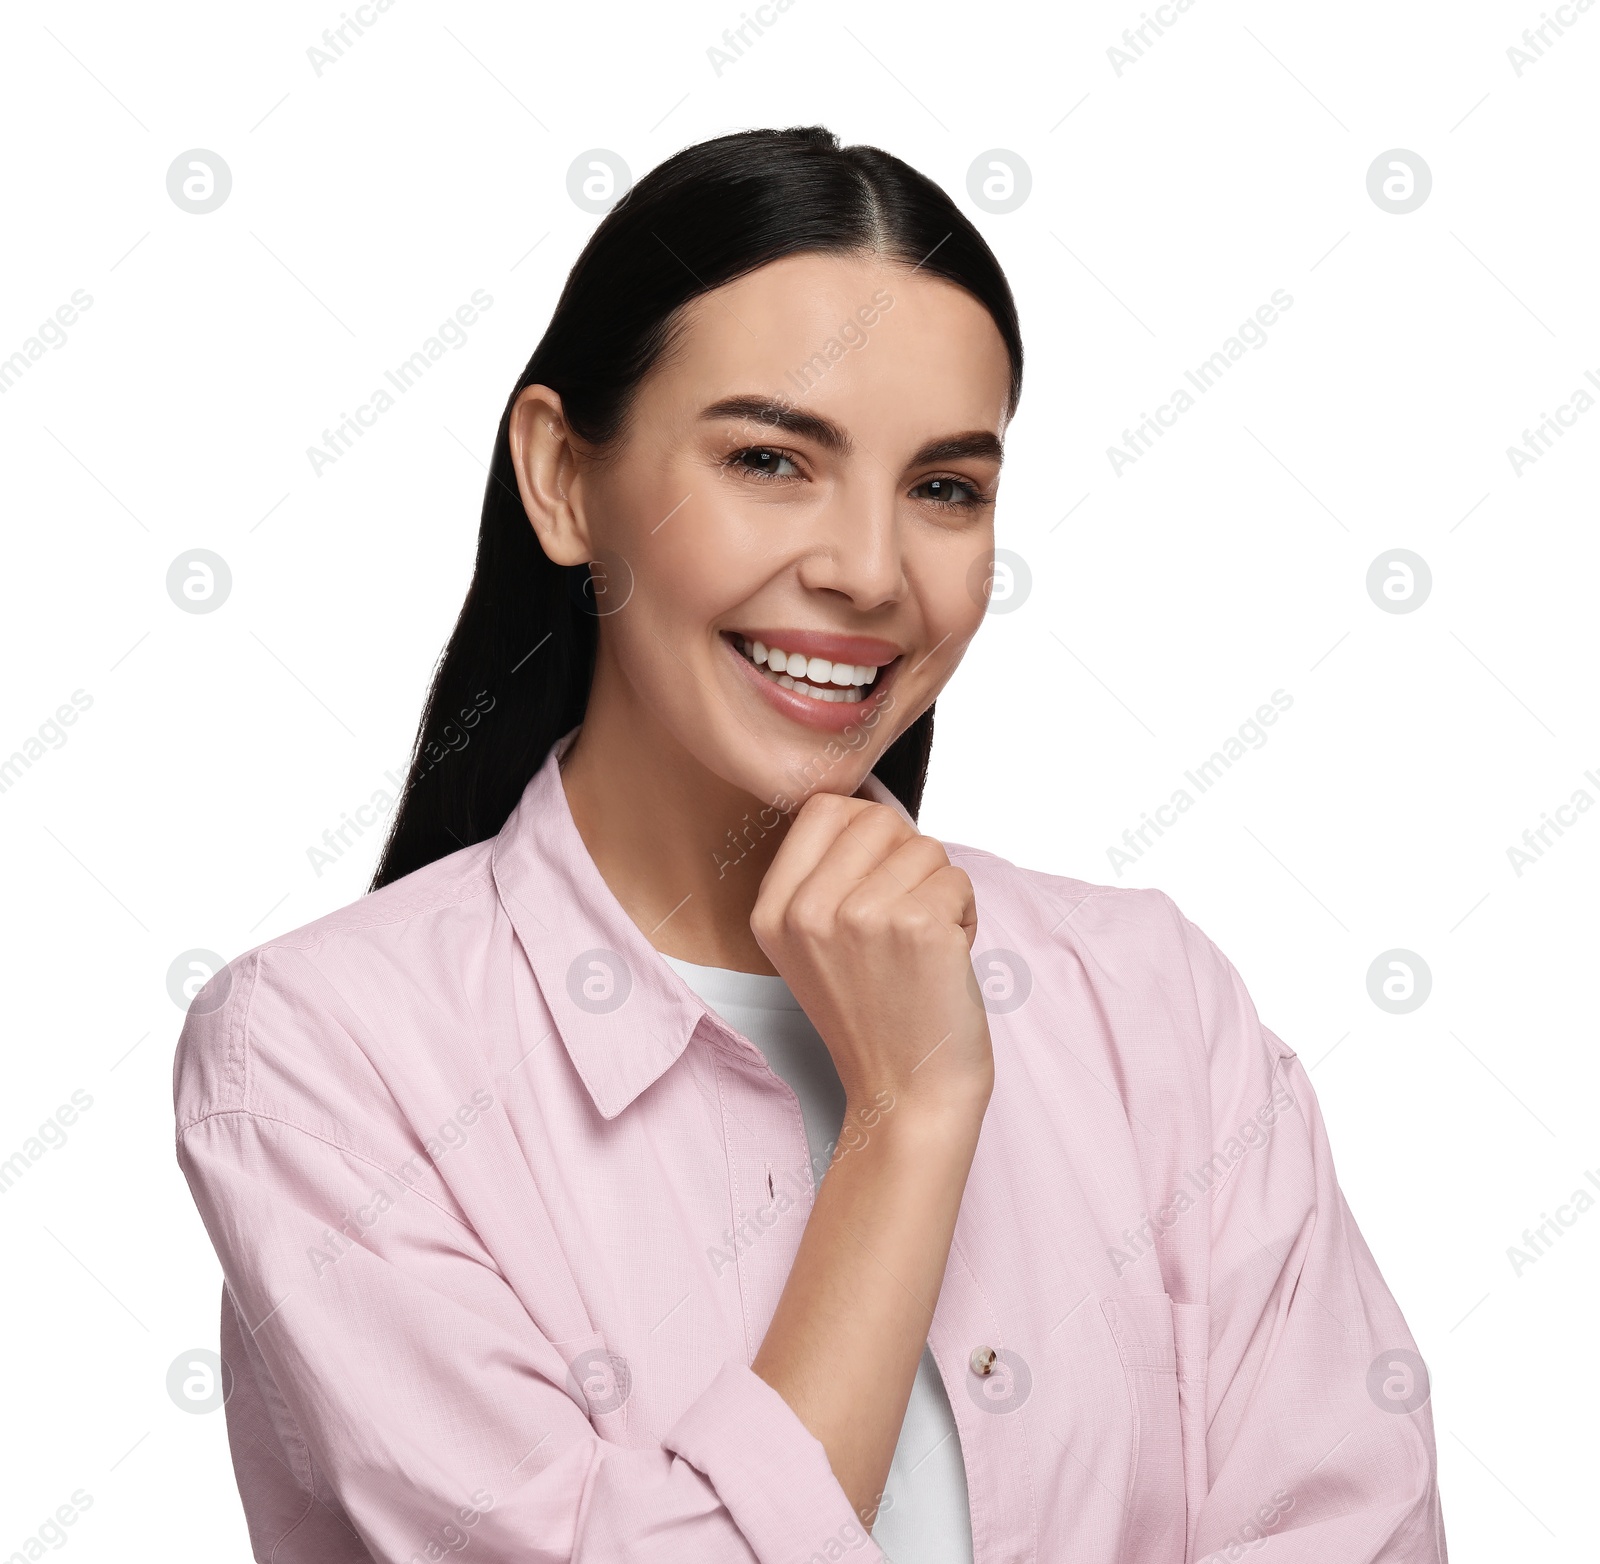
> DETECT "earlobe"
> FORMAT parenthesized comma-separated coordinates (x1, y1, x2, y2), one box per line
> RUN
(508, 384, 591, 566)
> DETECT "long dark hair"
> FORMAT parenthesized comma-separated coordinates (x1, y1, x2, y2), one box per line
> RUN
(371, 125, 1023, 891)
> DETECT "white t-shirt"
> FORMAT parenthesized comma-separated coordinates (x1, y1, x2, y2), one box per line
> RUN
(662, 954, 975, 1564)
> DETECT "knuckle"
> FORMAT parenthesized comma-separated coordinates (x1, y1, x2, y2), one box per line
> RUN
(861, 802, 910, 838)
(798, 791, 845, 822)
(895, 909, 939, 943)
(836, 896, 885, 937)
(785, 894, 832, 941)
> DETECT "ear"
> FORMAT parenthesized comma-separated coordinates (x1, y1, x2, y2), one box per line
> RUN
(507, 385, 594, 567)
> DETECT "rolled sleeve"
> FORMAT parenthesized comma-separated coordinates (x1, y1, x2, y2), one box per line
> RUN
(663, 1360, 882, 1564)
(174, 965, 878, 1564)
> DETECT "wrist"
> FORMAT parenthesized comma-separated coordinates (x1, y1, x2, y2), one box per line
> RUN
(839, 1078, 990, 1159)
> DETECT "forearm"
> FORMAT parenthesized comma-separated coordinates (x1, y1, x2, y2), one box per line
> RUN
(751, 1094, 987, 1527)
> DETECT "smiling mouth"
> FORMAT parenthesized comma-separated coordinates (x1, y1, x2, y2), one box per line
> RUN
(724, 633, 895, 705)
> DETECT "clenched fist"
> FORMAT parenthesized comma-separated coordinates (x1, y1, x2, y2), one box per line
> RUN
(750, 793, 994, 1120)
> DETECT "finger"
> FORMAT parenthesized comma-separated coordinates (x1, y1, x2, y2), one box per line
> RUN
(781, 804, 920, 923)
(753, 792, 879, 922)
(916, 864, 979, 949)
(849, 853, 976, 944)
(842, 834, 954, 908)
(941, 865, 981, 951)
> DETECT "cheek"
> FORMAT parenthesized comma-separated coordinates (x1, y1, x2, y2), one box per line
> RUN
(912, 529, 995, 654)
(592, 477, 767, 672)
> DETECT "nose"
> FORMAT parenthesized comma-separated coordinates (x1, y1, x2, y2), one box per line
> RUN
(794, 477, 906, 611)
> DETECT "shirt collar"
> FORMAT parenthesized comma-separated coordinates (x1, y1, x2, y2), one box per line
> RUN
(491, 726, 914, 1120)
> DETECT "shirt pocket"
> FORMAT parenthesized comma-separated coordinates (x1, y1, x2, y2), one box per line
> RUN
(1100, 1293, 1186, 1564)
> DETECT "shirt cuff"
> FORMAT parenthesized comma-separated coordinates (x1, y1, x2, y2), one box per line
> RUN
(663, 1359, 885, 1564)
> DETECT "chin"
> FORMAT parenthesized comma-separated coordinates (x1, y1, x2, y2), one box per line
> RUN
(737, 720, 897, 812)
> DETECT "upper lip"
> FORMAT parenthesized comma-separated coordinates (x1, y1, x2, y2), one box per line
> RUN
(727, 629, 904, 667)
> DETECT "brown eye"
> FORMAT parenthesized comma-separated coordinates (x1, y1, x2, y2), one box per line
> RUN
(730, 447, 800, 479)
(914, 475, 983, 506)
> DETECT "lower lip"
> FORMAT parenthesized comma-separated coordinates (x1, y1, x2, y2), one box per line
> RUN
(721, 634, 899, 733)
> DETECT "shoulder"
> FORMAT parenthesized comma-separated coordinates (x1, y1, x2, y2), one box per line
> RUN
(172, 840, 500, 1136)
(936, 836, 1289, 1067)
(250, 836, 499, 961)
(939, 836, 1190, 960)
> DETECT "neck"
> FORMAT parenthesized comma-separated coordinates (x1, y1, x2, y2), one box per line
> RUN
(558, 667, 790, 975)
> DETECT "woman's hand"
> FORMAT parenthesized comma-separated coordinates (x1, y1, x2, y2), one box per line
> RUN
(748, 792, 995, 1527)
(750, 793, 994, 1122)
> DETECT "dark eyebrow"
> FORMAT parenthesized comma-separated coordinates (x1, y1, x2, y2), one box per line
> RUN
(908, 431, 1005, 468)
(699, 396, 1004, 469)
(700, 396, 851, 454)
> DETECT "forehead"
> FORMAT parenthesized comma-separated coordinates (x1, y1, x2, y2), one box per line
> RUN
(639, 251, 1013, 442)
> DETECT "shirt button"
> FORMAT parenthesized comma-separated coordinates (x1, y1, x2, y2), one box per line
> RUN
(969, 1345, 997, 1377)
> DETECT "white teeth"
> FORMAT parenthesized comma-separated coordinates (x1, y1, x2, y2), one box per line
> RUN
(731, 634, 882, 704)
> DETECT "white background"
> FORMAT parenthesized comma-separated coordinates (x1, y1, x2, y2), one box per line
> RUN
(1, 0, 1595, 1557)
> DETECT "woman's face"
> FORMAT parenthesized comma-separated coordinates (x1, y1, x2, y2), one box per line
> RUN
(527, 250, 1013, 810)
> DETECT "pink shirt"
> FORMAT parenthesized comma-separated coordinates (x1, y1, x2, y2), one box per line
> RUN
(173, 729, 1446, 1563)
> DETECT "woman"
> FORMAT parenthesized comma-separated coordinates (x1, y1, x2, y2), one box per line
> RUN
(174, 126, 1446, 1563)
